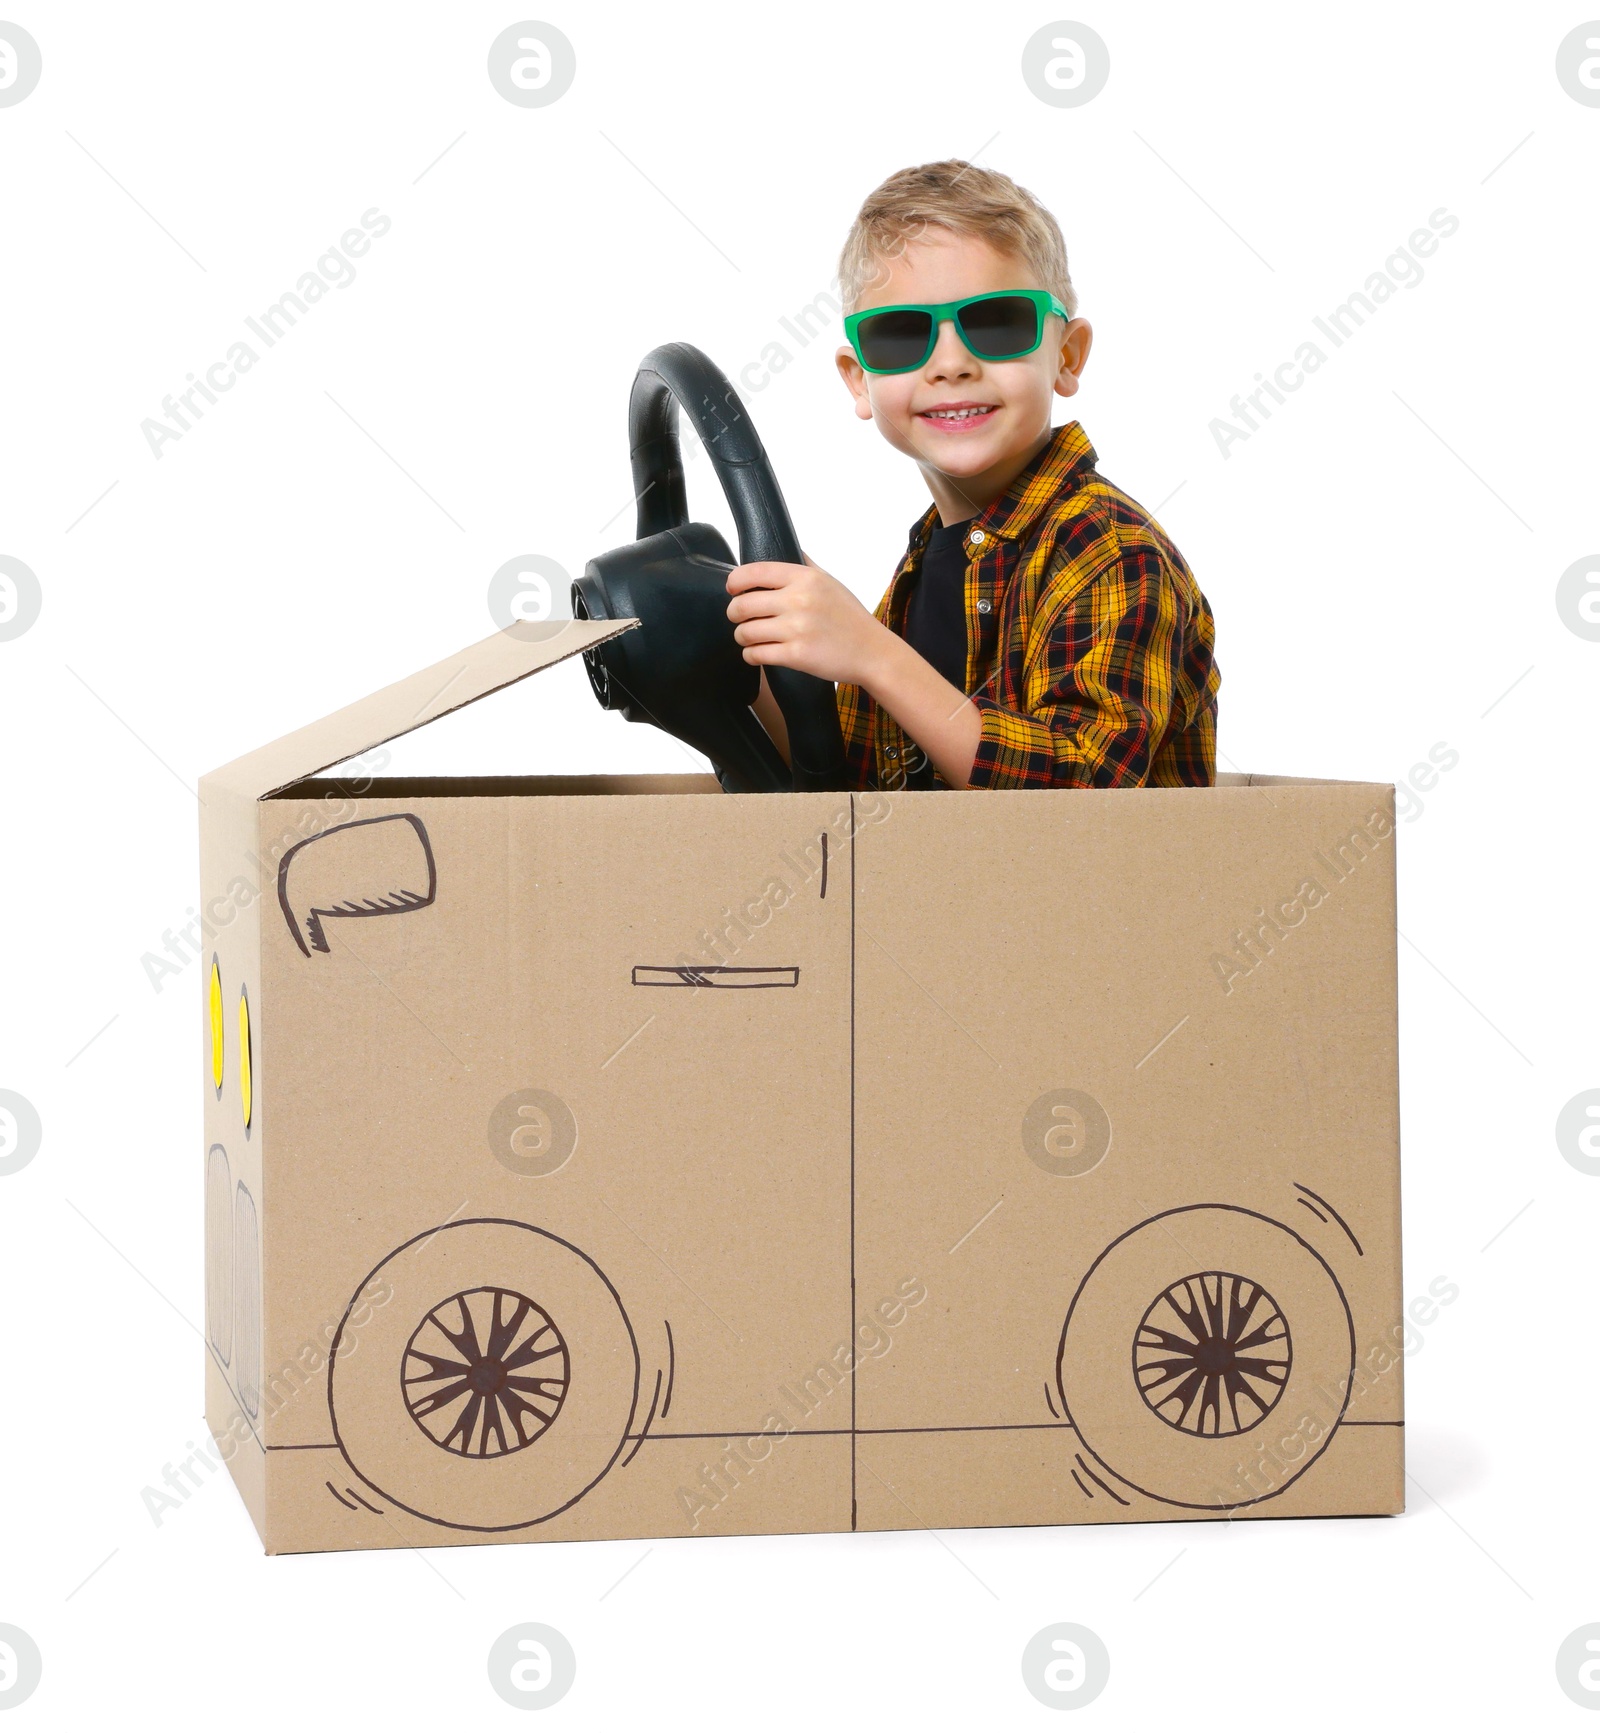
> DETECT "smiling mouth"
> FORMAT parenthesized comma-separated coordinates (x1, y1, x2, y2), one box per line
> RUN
(919, 404, 999, 427)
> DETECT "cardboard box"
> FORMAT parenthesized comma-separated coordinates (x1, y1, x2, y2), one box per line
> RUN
(200, 619, 1403, 1554)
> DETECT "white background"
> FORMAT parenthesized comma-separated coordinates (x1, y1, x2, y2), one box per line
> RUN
(2, 0, 1597, 1724)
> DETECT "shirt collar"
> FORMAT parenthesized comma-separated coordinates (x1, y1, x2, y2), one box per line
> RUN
(904, 420, 1097, 550)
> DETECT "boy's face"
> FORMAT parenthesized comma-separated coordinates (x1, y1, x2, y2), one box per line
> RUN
(836, 228, 1092, 500)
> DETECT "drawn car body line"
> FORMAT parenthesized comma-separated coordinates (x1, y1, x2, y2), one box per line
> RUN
(1074, 1453, 1131, 1505)
(273, 1412, 1401, 1453)
(233, 1181, 262, 1421)
(1293, 1181, 1365, 1255)
(208, 1342, 267, 1456)
(206, 1144, 233, 1367)
(204, 1166, 265, 1455)
(619, 1369, 665, 1469)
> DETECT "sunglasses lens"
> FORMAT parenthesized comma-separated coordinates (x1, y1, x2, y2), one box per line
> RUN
(856, 308, 934, 372)
(957, 295, 1041, 358)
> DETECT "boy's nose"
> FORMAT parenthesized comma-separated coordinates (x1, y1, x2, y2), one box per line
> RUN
(925, 317, 978, 378)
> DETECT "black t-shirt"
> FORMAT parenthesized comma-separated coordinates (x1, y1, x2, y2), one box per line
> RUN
(900, 515, 973, 787)
(905, 515, 974, 691)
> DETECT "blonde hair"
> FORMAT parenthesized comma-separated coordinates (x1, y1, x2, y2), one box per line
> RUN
(837, 159, 1077, 318)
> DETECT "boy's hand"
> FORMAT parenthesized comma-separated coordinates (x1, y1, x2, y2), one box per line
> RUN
(726, 556, 887, 687)
(731, 552, 983, 788)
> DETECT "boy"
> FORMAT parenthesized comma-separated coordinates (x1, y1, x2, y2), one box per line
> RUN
(727, 159, 1220, 791)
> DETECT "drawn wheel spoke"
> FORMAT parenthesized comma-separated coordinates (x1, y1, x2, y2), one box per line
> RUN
(1132, 1270, 1291, 1438)
(402, 1286, 570, 1458)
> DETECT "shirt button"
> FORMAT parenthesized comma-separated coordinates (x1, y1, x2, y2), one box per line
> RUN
(968, 529, 985, 545)
(886, 747, 899, 759)
(975, 598, 991, 614)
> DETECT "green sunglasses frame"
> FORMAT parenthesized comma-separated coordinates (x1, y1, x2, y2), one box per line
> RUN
(843, 289, 1071, 375)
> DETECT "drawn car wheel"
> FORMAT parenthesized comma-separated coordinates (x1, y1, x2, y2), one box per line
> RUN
(329, 1219, 639, 1531)
(1056, 1205, 1355, 1509)
(403, 1287, 570, 1458)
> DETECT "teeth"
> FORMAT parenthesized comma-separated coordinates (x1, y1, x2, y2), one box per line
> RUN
(925, 406, 993, 420)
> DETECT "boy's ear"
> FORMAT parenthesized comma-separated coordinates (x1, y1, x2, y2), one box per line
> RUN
(836, 345, 875, 420)
(1053, 317, 1093, 400)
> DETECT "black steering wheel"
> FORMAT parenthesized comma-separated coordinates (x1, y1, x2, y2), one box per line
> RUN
(573, 343, 848, 793)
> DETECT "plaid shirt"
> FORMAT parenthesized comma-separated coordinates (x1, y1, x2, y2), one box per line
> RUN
(834, 421, 1220, 791)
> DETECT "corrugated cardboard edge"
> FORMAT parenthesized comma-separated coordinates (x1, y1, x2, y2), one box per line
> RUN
(199, 618, 641, 805)
(1214, 771, 1375, 788)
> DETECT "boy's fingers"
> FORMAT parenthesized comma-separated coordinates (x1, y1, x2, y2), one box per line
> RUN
(724, 571, 783, 599)
(731, 615, 788, 646)
(726, 587, 788, 623)
(726, 560, 794, 593)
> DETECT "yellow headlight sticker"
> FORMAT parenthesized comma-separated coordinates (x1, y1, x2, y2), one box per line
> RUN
(238, 986, 253, 1134)
(209, 958, 224, 1095)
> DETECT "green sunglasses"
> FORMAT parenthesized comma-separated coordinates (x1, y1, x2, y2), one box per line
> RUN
(844, 289, 1070, 375)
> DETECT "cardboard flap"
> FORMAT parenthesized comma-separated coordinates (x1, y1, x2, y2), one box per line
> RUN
(202, 619, 639, 801)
